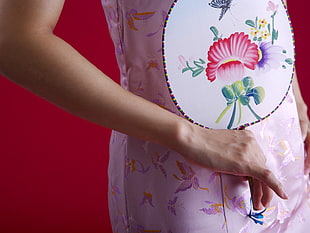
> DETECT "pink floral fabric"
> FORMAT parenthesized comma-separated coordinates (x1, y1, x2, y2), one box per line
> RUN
(101, 0, 310, 232)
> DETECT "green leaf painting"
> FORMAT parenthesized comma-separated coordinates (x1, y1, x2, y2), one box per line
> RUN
(216, 76, 265, 129)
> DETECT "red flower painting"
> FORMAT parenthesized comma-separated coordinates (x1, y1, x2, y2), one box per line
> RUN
(206, 32, 259, 82)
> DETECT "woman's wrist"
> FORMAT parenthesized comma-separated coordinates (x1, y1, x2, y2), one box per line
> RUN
(167, 117, 213, 166)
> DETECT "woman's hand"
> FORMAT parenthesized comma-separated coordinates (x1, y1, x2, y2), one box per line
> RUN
(173, 120, 288, 210)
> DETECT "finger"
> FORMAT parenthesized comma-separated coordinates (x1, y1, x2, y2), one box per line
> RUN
(304, 131, 310, 174)
(304, 154, 310, 175)
(251, 178, 264, 210)
(305, 127, 310, 153)
(252, 167, 288, 200)
(261, 182, 273, 207)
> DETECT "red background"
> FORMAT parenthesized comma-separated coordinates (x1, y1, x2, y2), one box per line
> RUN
(0, 1, 309, 233)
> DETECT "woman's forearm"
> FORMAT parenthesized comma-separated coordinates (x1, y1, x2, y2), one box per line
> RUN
(0, 0, 187, 156)
(0, 28, 186, 150)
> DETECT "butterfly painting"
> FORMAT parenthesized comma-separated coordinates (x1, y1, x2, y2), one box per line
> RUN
(209, 0, 233, 20)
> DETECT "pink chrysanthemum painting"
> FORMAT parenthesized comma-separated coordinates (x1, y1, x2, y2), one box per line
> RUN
(206, 32, 259, 82)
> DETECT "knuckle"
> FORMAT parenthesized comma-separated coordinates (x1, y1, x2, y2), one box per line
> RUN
(242, 130, 255, 139)
(262, 169, 273, 180)
(230, 162, 242, 174)
(235, 151, 250, 164)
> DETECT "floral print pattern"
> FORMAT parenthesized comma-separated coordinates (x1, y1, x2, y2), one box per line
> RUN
(126, 9, 155, 31)
(101, 0, 310, 232)
(173, 161, 209, 193)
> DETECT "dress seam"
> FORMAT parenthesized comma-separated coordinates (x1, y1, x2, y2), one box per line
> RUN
(219, 173, 229, 233)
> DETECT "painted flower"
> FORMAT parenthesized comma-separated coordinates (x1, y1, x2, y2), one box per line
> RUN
(267, 1, 278, 12)
(250, 28, 259, 37)
(206, 32, 259, 82)
(260, 30, 270, 40)
(257, 41, 285, 72)
(178, 54, 187, 69)
(258, 19, 268, 28)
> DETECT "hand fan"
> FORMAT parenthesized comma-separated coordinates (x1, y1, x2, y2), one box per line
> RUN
(162, 0, 294, 129)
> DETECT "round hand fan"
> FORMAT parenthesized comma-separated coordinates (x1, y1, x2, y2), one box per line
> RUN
(162, 0, 294, 129)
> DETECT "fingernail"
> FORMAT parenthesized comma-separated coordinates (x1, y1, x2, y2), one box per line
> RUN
(282, 189, 289, 199)
(262, 201, 270, 208)
(254, 204, 264, 211)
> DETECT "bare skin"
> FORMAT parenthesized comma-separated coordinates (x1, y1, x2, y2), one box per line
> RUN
(293, 74, 310, 174)
(0, 0, 308, 211)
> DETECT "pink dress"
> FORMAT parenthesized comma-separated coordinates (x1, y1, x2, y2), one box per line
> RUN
(101, 0, 310, 232)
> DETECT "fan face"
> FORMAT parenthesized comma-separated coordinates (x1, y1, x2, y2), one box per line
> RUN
(162, 0, 294, 129)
